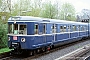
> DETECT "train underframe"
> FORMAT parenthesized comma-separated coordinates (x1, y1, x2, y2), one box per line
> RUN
(10, 36, 89, 55)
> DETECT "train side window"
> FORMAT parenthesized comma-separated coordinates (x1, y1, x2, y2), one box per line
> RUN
(63, 25, 66, 32)
(67, 25, 70, 32)
(77, 25, 79, 31)
(43, 24, 46, 34)
(55, 24, 57, 33)
(35, 24, 38, 34)
(52, 24, 54, 33)
(82, 26, 84, 31)
(79, 25, 80, 31)
(86, 26, 88, 31)
(60, 26, 63, 32)
(82, 26, 85, 31)
(52, 24, 56, 33)
(72, 25, 76, 31)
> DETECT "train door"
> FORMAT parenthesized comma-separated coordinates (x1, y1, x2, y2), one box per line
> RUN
(43, 23, 46, 43)
(54, 24, 56, 42)
(52, 24, 56, 42)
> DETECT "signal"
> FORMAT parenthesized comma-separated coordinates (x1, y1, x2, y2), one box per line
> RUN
(81, 19, 89, 23)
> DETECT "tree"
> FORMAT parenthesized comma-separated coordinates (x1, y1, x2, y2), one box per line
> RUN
(60, 3, 76, 21)
(11, 0, 42, 17)
(0, 20, 8, 48)
(40, 1, 57, 19)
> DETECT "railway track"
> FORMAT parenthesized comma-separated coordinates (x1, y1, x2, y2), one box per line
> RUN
(55, 44, 90, 60)
(0, 38, 90, 60)
(0, 52, 11, 59)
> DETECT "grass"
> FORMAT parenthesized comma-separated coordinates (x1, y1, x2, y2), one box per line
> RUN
(0, 48, 11, 54)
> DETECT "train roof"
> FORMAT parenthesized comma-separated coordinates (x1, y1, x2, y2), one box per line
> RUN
(8, 16, 88, 25)
(8, 16, 42, 21)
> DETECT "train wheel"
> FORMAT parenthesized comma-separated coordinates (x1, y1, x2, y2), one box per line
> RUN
(51, 45, 54, 49)
(42, 47, 46, 52)
(36, 48, 41, 54)
(29, 50, 34, 56)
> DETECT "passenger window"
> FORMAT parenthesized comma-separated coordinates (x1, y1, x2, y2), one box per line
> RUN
(55, 24, 57, 33)
(82, 26, 85, 31)
(43, 24, 46, 34)
(67, 25, 70, 32)
(52, 24, 54, 33)
(52, 24, 56, 33)
(79, 25, 80, 31)
(35, 24, 38, 34)
(60, 26, 63, 32)
(63, 25, 66, 32)
(85, 26, 87, 31)
(72, 25, 76, 31)
(80, 26, 83, 31)
(77, 25, 79, 31)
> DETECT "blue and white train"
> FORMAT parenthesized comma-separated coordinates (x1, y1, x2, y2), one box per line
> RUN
(8, 16, 90, 55)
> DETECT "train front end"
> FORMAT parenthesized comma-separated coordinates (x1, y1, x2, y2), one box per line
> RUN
(7, 16, 33, 52)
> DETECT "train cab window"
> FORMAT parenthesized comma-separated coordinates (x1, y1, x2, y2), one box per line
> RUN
(19, 25, 27, 34)
(35, 24, 38, 34)
(14, 24, 18, 34)
(8, 24, 27, 35)
(8, 24, 13, 34)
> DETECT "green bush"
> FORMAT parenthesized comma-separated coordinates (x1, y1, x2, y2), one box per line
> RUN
(0, 20, 8, 49)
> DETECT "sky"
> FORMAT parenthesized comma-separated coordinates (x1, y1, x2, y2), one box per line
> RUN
(58, 0, 90, 12)
(12, 0, 90, 13)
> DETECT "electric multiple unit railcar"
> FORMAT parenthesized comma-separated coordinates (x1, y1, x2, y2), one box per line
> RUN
(8, 16, 90, 55)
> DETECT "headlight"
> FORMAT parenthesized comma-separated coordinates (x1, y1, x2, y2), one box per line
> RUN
(8, 37, 10, 41)
(21, 38, 25, 42)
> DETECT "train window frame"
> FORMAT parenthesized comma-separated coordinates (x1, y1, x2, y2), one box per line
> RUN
(34, 24, 38, 34)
